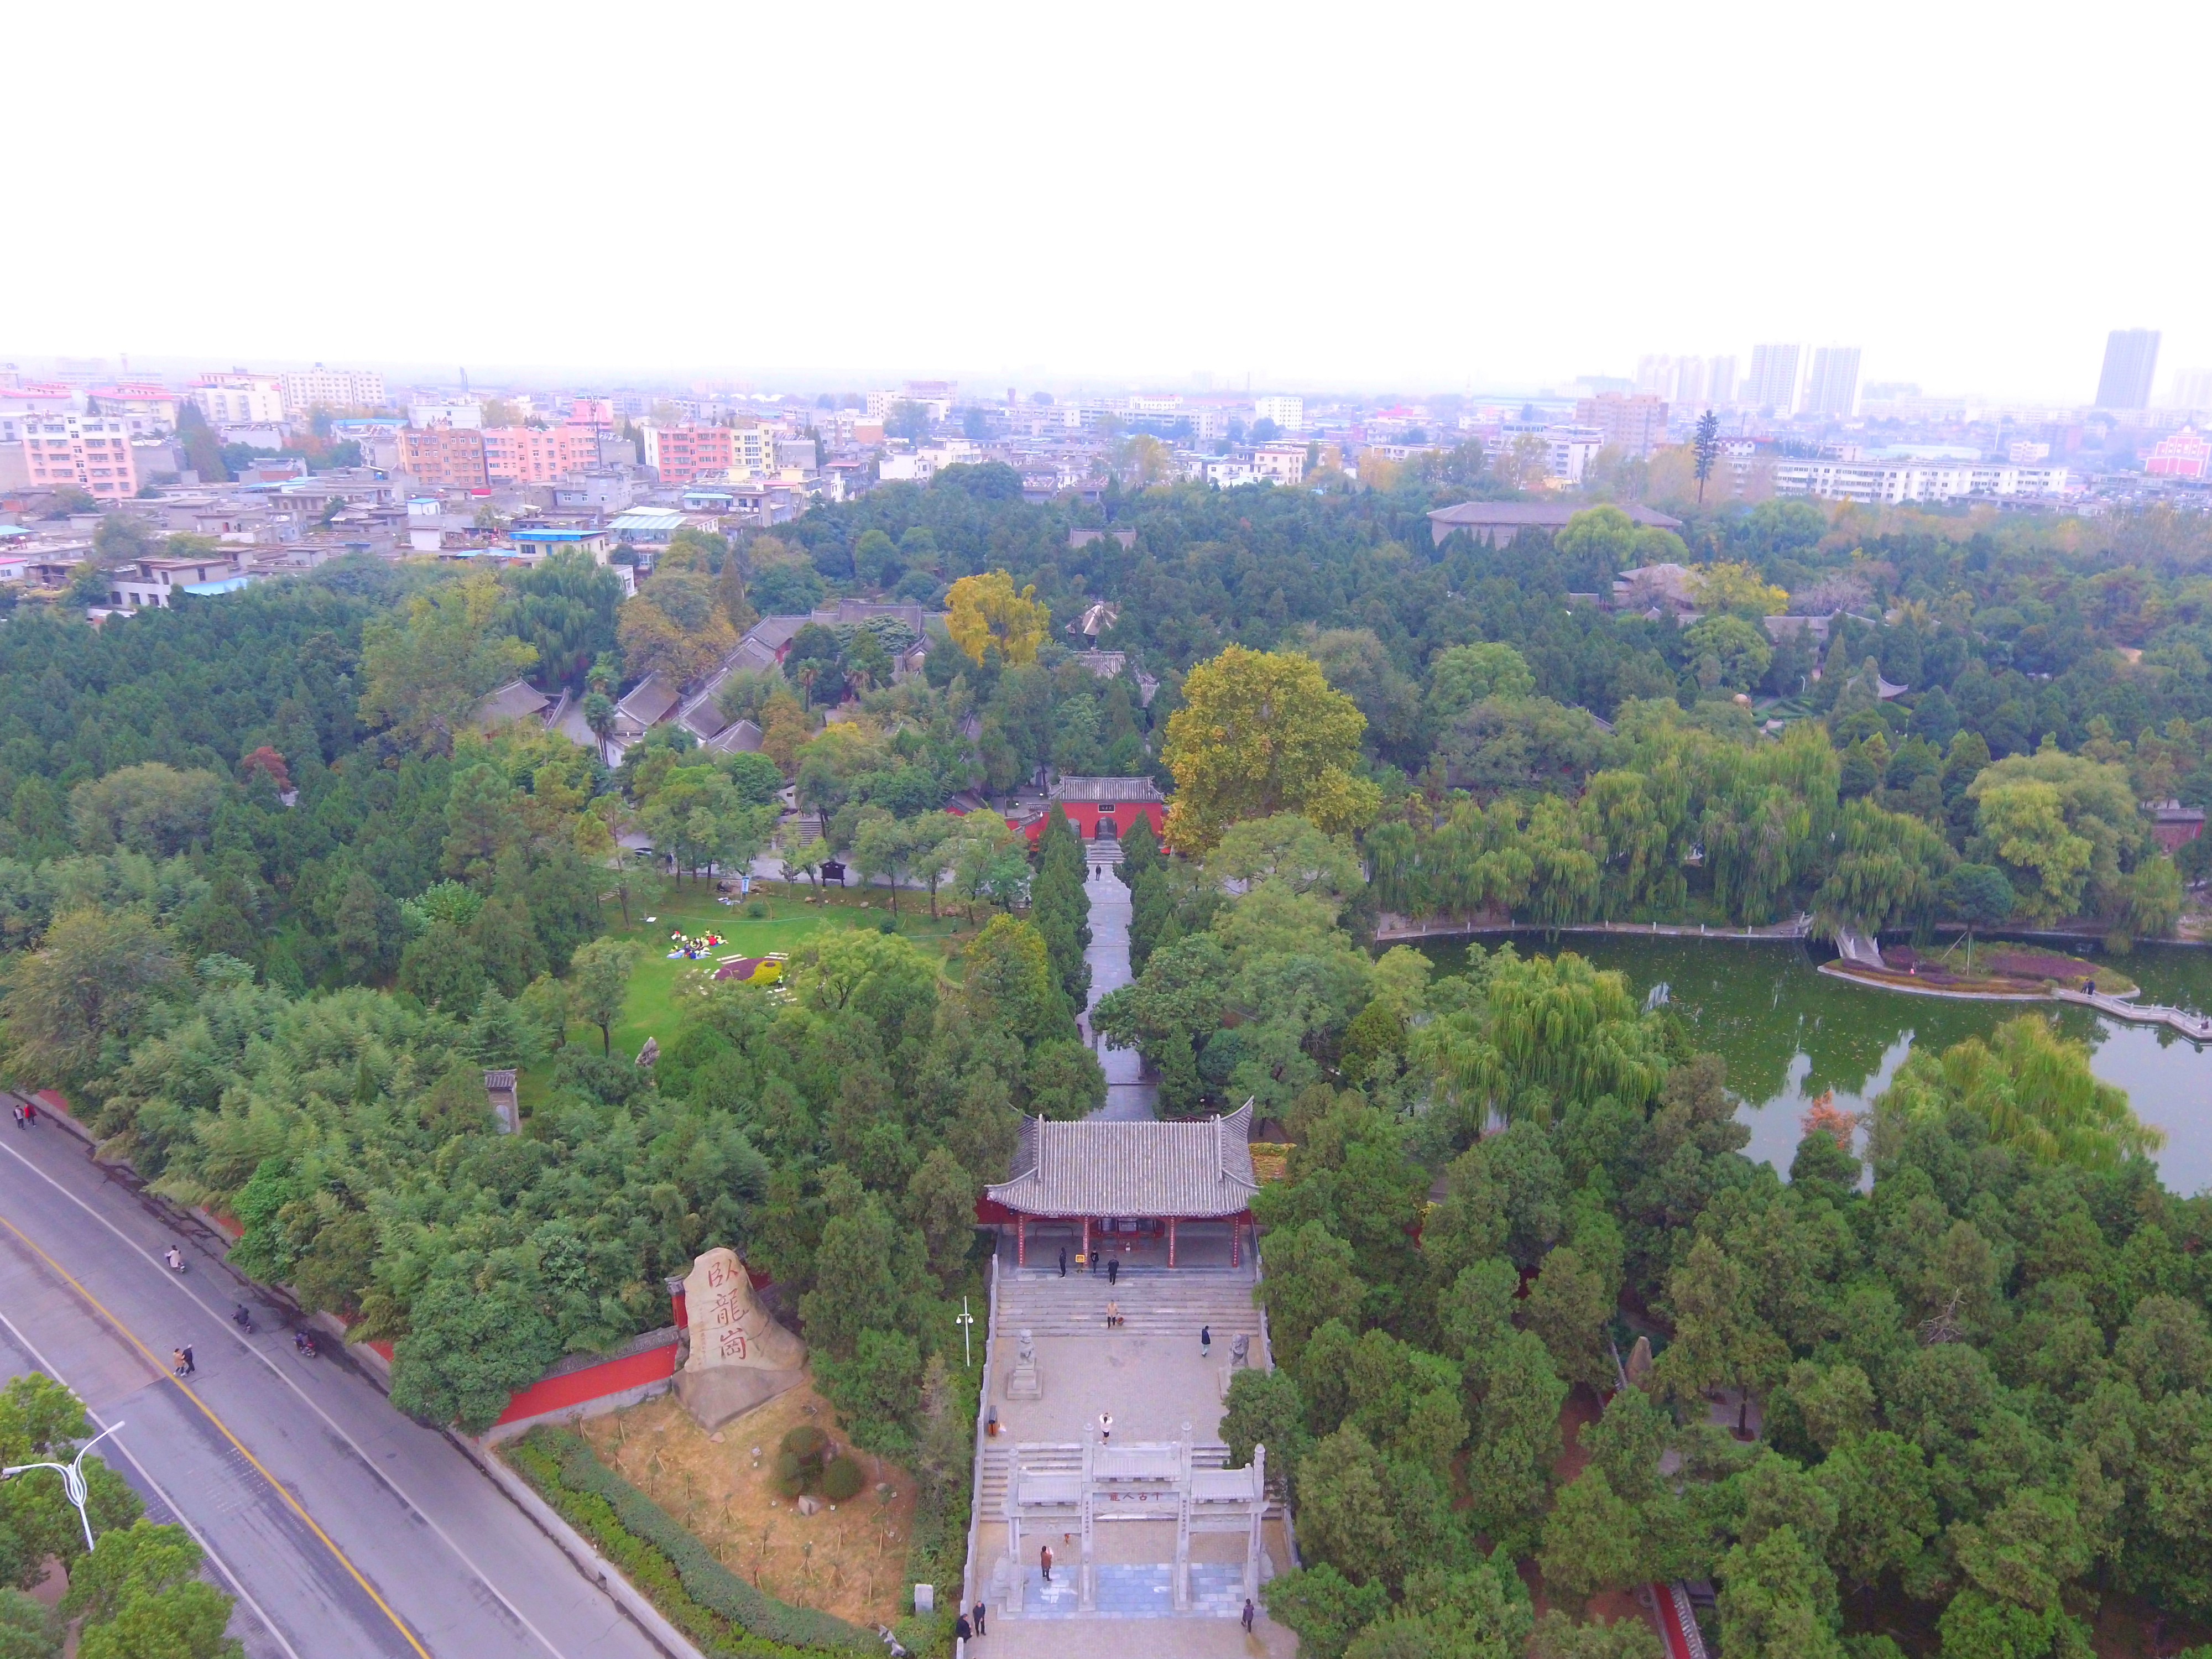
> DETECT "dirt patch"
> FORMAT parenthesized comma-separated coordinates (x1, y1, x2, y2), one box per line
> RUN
(579, 1380, 917, 1628)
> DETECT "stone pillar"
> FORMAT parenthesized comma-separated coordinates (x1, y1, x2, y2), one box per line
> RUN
(1173, 1421, 1194, 1611)
(1168, 1216, 1177, 1267)
(1245, 1444, 1266, 1603)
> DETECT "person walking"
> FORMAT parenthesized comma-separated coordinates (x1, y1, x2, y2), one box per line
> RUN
(1107, 1255, 1118, 1286)
(1039, 1543, 1052, 1584)
(971, 1599, 987, 1637)
(22, 1099, 34, 1127)
(10, 1103, 22, 1130)
(172, 1347, 187, 1377)
(1058, 1245, 1067, 1279)
(1243, 1597, 1256, 1632)
(1098, 1411, 1113, 1444)
(955, 1613, 972, 1642)
(1201, 1324, 1211, 1358)
(181, 1344, 195, 1375)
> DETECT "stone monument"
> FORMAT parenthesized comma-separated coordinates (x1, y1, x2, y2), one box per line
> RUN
(672, 1246, 807, 1430)
(1219, 1331, 1252, 1400)
(1004, 1328, 1041, 1400)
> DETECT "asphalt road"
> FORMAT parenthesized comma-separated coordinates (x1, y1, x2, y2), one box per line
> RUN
(0, 1118, 673, 1659)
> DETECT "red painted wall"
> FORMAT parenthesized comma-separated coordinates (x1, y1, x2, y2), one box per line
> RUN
(492, 1342, 678, 1427)
(1016, 801, 1165, 843)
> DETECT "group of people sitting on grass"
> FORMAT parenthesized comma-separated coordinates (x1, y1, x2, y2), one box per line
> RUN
(666, 929, 727, 960)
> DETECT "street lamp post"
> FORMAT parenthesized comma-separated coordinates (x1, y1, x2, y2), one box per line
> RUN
(4, 1422, 123, 1552)
(956, 1298, 975, 1369)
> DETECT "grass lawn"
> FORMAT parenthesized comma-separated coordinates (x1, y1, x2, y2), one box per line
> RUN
(596, 874, 972, 1062)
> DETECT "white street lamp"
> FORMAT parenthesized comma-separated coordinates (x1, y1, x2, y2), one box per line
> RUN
(4, 1422, 123, 1552)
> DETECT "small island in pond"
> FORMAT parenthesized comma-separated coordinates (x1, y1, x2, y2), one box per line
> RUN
(1820, 943, 2136, 1000)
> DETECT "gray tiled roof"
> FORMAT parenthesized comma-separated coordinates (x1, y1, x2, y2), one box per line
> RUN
(986, 1104, 1257, 1218)
(1048, 775, 1165, 804)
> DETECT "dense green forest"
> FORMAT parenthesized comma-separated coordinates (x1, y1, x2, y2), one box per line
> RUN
(5, 465, 2212, 1656)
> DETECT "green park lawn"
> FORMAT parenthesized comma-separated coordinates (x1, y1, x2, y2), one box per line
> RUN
(598, 874, 969, 1062)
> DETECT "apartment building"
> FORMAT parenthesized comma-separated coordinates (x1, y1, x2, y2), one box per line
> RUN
(1574, 393, 1668, 458)
(108, 550, 246, 612)
(1250, 441, 1307, 485)
(1771, 458, 2070, 504)
(191, 373, 285, 425)
(641, 423, 732, 484)
(1802, 347, 1863, 419)
(1743, 345, 1806, 415)
(1252, 395, 1305, 431)
(19, 413, 139, 500)
(279, 365, 387, 410)
(86, 385, 180, 436)
(481, 424, 601, 484)
(398, 425, 489, 489)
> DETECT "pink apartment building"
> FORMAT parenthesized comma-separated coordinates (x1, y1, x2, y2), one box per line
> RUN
(640, 423, 734, 484)
(2147, 427, 2210, 482)
(19, 413, 138, 501)
(481, 424, 600, 484)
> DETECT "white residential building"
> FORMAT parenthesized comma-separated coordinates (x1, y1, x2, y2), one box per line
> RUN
(1772, 458, 2071, 504)
(1802, 347, 1863, 419)
(191, 373, 285, 426)
(279, 365, 387, 411)
(409, 400, 483, 429)
(1744, 344, 1806, 415)
(1252, 395, 1304, 431)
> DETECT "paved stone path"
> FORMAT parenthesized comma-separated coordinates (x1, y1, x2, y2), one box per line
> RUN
(1081, 865, 1156, 1121)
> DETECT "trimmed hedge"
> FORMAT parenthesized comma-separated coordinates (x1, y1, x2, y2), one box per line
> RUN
(506, 1427, 875, 1655)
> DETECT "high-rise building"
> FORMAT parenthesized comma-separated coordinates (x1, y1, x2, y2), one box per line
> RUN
(1634, 356, 1674, 397)
(1705, 355, 1738, 406)
(1802, 347, 1863, 419)
(2166, 368, 2212, 411)
(278, 365, 387, 411)
(1574, 394, 1670, 458)
(1252, 395, 1304, 431)
(1744, 344, 1806, 415)
(2095, 328, 2161, 409)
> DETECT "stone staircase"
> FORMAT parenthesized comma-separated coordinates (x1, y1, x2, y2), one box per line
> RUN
(1084, 836, 1122, 866)
(995, 1266, 1261, 1339)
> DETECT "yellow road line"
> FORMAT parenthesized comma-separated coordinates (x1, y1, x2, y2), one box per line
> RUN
(0, 1210, 432, 1659)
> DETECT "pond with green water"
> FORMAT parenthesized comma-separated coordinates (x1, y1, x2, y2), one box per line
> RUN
(1412, 933, 2212, 1197)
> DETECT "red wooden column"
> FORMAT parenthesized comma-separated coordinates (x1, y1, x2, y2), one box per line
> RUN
(1230, 1217, 1241, 1267)
(1081, 1215, 1091, 1265)
(1017, 1215, 1026, 1266)
(1168, 1217, 1177, 1267)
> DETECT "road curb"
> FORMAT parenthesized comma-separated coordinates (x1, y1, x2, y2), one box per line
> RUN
(446, 1428, 707, 1659)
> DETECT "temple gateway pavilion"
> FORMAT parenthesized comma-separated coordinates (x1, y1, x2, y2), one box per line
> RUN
(978, 1103, 1259, 1269)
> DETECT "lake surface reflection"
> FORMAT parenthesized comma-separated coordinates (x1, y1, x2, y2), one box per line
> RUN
(1411, 933, 2212, 1197)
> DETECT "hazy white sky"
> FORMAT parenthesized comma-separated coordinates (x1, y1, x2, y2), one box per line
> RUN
(8, 2, 2208, 400)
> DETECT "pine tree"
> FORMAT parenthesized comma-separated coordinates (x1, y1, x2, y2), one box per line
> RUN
(1030, 806, 1092, 1011)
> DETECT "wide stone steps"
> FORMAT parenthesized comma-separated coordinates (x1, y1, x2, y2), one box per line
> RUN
(995, 1274, 1260, 1339)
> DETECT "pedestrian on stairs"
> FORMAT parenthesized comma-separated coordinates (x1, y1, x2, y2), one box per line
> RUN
(1201, 1324, 1211, 1357)
(1040, 1543, 1052, 1583)
(1107, 1256, 1118, 1286)
(1058, 1245, 1067, 1278)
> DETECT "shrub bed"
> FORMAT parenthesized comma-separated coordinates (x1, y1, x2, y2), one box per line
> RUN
(505, 1427, 875, 1655)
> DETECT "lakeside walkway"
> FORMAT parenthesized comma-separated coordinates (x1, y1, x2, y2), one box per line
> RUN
(2053, 985, 2212, 1040)
(1373, 913, 1814, 943)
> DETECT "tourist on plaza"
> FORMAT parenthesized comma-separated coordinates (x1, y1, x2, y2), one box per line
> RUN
(955, 1613, 972, 1641)
(1243, 1598, 1256, 1631)
(971, 1599, 986, 1636)
(1107, 1256, 1118, 1286)
(1201, 1324, 1211, 1357)
(1040, 1543, 1052, 1583)
(1098, 1411, 1112, 1443)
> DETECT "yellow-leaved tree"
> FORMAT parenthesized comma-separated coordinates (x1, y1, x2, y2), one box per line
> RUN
(945, 571, 1049, 665)
(1691, 562, 1789, 618)
(1160, 645, 1381, 852)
